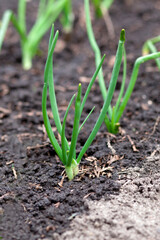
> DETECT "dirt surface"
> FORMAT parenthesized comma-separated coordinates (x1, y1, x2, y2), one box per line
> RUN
(55, 155, 160, 240)
(0, 0, 160, 240)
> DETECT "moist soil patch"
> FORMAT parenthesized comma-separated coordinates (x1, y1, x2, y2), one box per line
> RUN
(0, 0, 160, 239)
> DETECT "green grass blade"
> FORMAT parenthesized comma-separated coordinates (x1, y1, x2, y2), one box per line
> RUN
(61, 0, 73, 33)
(146, 40, 160, 70)
(92, 0, 102, 17)
(37, 0, 47, 19)
(61, 94, 76, 165)
(92, 0, 114, 18)
(11, 13, 27, 42)
(44, 27, 71, 155)
(85, 1, 106, 97)
(42, 27, 63, 162)
(143, 36, 160, 53)
(44, 29, 63, 137)
(116, 51, 160, 123)
(104, 47, 127, 132)
(77, 29, 125, 164)
(0, 10, 12, 50)
(42, 83, 63, 161)
(85, 0, 112, 118)
(46, 27, 70, 151)
(78, 106, 95, 134)
(16, 0, 67, 69)
(111, 106, 115, 125)
(48, 24, 55, 50)
(142, 36, 160, 70)
(18, 0, 26, 34)
(114, 47, 127, 115)
(67, 84, 82, 166)
(44, 30, 59, 84)
(28, 0, 67, 46)
(150, 35, 160, 44)
(104, 114, 112, 132)
(48, 41, 63, 136)
(80, 54, 106, 114)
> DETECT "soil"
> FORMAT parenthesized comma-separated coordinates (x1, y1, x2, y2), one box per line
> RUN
(0, 0, 160, 240)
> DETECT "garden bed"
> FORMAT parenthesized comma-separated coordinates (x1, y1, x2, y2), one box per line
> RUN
(0, 0, 160, 239)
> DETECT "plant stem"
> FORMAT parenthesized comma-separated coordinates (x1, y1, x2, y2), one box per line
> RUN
(61, 94, 76, 165)
(65, 159, 79, 180)
(146, 41, 160, 70)
(116, 51, 160, 122)
(67, 84, 82, 167)
(77, 29, 125, 163)
(42, 82, 63, 161)
(0, 10, 12, 50)
(22, 49, 32, 70)
(18, 0, 26, 34)
(85, 0, 112, 115)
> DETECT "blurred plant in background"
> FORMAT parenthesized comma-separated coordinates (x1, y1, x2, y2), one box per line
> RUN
(0, 10, 12, 51)
(142, 35, 160, 71)
(92, 0, 115, 38)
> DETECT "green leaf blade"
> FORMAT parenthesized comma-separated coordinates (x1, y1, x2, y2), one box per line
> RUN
(67, 84, 82, 166)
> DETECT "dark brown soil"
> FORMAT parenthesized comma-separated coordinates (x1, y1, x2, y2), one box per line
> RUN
(0, 0, 160, 240)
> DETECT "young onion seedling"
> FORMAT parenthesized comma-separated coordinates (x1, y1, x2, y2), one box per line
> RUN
(9, 0, 67, 70)
(91, 0, 115, 38)
(42, 25, 125, 180)
(60, 0, 74, 34)
(142, 35, 160, 70)
(0, 10, 12, 51)
(85, 0, 160, 134)
(92, 0, 114, 17)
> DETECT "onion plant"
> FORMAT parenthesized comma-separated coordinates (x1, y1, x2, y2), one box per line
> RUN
(60, 0, 74, 33)
(42, 25, 125, 180)
(9, 0, 67, 70)
(85, 0, 160, 134)
(0, 10, 12, 51)
(60, 0, 114, 36)
(142, 35, 160, 70)
(92, 0, 114, 17)
(91, 0, 114, 38)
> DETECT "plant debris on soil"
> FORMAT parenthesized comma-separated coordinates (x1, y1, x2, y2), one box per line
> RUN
(0, 0, 160, 239)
